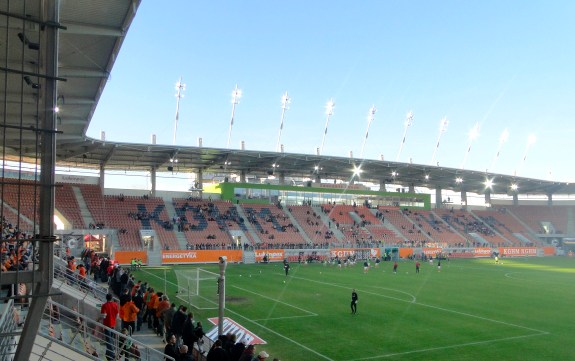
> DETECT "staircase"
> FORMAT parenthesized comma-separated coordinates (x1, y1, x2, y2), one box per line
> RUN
(163, 200, 189, 249)
(72, 186, 95, 227)
(234, 205, 263, 244)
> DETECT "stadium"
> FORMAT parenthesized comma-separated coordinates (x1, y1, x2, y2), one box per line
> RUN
(1, 1, 574, 360)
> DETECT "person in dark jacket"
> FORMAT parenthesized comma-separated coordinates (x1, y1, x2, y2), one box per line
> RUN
(170, 305, 188, 346)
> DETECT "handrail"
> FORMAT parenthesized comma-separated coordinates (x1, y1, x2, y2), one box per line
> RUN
(41, 298, 175, 361)
(53, 262, 113, 303)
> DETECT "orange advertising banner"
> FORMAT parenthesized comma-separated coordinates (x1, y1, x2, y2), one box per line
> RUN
(161, 250, 243, 264)
(399, 248, 414, 258)
(542, 247, 556, 256)
(254, 250, 285, 262)
(114, 250, 148, 265)
(498, 247, 537, 257)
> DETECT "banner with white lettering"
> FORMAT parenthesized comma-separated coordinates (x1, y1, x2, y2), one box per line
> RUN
(206, 317, 266, 345)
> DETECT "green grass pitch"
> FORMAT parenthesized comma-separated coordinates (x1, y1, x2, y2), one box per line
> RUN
(133, 257, 575, 361)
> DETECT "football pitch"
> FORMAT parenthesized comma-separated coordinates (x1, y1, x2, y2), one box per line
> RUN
(135, 257, 575, 361)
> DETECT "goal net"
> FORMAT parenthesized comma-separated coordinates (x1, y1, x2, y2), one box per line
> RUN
(174, 268, 220, 310)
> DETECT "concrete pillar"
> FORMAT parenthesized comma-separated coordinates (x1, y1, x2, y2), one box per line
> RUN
(408, 183, 415, 193)
(547, 193, 553, 206)
(279, 172, 286, 185)
(240, 170, 246, 183)
(460, 190, 467, 209)
(379, 179, 386, 192)
(315, 174, 321, 183)
(435, 187, 442, 209)
(512, 193, 518, 205)
(484, 190, 491, 206)
(150, 167, 157, 197)
(99, 164, 105, 193)
(197, 169, 203, 190)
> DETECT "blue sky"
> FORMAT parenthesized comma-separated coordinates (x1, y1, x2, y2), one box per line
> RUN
(88, 0, 575, 183)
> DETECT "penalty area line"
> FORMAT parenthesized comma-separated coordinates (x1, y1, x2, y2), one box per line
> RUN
(348, 331, 549, 361)
(231, 285, 317, 316)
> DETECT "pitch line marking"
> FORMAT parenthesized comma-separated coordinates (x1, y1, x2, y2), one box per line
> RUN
(348, 331, 549, 360)
(224, 307, 335, 361)
(290, 274, 417, 303)
(293, 274, 548, 334)
(252, 314, 318, 322)
(231, 285, 317, 316)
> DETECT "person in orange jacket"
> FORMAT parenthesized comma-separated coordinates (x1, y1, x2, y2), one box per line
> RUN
(120, 295, 140, 335)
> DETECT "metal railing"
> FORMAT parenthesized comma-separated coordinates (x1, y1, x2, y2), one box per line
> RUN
(53, 263, 111, 303)
(40, 298, 174, 361)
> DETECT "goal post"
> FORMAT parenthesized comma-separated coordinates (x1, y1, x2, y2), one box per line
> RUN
(174, 268, 220, 310)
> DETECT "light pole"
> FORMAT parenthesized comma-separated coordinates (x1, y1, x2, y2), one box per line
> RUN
(217, 256, 228, 336)
(173, 78, 186, 145)
(360, 105, 377, 158)
(227, 85, 242, 148)
(431, 117, 448, 166)
(276, 92, 291, 152)
(319, 99, 335, 155)
(396, 111, 414, 161)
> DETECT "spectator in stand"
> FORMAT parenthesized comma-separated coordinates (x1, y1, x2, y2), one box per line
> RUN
(152, 292, 163, 333)
(171, 305, 188, 347)
(133, 287, 145, 332)
(206, 339, 229, 361)
(146, 289, 158, 329)
(230, 340, 246, 361)
(156, 295, 171, 337)
(177, 344, 194, 361)
(162, 303, 177, 341)
(100, 293, 119, 361)
(121, 295, 139, 335)
(237, 344, 256, 361)
(181, 312, 196, 352)
(163, 334, 178, 361)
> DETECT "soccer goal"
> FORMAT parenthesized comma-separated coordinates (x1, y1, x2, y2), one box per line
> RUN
(174, 268, 221, 310)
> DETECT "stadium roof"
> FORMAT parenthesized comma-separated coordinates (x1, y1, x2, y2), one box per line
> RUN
(2, 0, 573, 197)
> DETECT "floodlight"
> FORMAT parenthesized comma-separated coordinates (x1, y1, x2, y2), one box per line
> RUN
(231, 86, 242, 104)
(510, 183, 518, 191)
(484, 178, 494, 189)
(325, 99, 335, 116)
(455, 177, 463, 184)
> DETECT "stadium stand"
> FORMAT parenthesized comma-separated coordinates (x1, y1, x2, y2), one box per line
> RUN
(472, 209, 539, 246)
(509, 205, 573, 235)
(241, 204, 307, 246)
(55, 183, 86, 229)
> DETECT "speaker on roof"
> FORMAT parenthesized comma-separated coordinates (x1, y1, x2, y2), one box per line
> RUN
(167, 166, 173, 172)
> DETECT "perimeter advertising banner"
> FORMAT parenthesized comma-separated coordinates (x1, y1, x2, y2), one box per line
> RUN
(114, 250, 148, 265)
(254, 250, 285, 262)
(330, 248, 381, 259)
(161, 250, 243, 264)
(422, 248, 443, 257)
(498, 247, 537, 257)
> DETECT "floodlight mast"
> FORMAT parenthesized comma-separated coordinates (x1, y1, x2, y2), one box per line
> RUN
(515, 134, 536, 176)
(360, 105, 377, 158)
(461, 122, 480, 169)
(489, 128, 509, 172)
(396, 111, 414, 161)
(430, 117, 448, 165)
(319, 99, 335, 155)
(276, 92, 291, 152)
(226, 85, 242, 148)
(173, 77, 186, 145)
